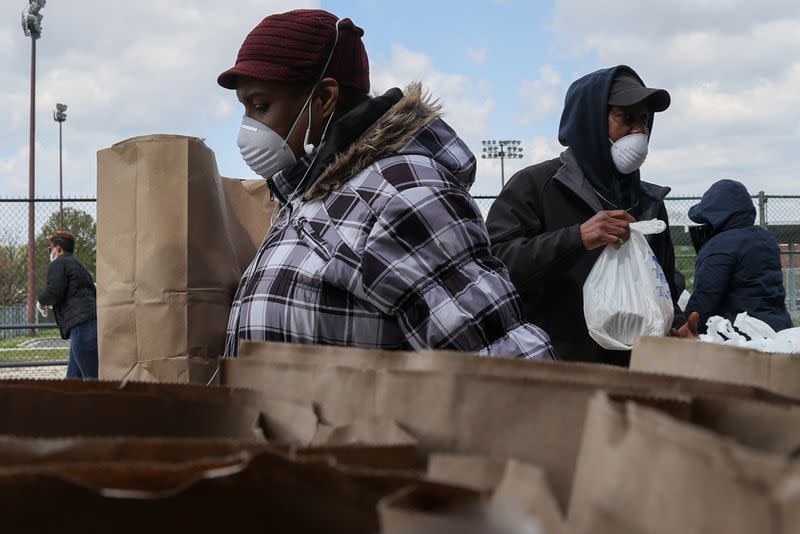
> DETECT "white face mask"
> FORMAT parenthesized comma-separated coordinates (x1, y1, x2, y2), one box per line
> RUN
(237, 116, 299, 179)
(49, 250, 58, 262)
(237, 19, 342, 181)
(609, 132, 648, 174)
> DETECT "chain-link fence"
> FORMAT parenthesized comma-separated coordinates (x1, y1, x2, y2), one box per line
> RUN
(1, 194, 799, 378)
(665, 194, 800, 323)
(0, 197, 96, 379)
(474, 194, 800, 323)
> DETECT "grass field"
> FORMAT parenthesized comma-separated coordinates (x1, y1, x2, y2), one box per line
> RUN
(0, 330, 69, 362)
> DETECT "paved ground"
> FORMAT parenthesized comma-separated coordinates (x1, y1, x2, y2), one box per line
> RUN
(0, 366, 67, 380)
(18, 338, 69, 349)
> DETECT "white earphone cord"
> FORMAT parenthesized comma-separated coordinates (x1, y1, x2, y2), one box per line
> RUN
(271, 18, 341, 228)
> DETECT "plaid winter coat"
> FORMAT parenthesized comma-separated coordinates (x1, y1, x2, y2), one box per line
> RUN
(225, 85, 554, 360)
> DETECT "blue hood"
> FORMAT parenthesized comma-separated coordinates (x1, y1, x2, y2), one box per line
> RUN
(688, 179, 755, 234)
(558, 65, 653, 210)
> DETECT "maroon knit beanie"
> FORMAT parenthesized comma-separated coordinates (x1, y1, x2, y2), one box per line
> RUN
(218, 9, 370, 93)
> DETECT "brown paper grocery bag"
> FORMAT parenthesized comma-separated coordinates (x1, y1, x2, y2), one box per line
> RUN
(221, 177, 275, 272)
(379, 467, 562, 534)
(630, 336, 800, 400)
(0, 387, 264, 440)
(0, 378, 316, 445)
(119, 356, 220, 385)
(427, 454, 569, 534)
(568, 392, 800, 534)
(311, 417, 416, 447)
(0, 437, 267, 466)
(0, 430, 416, 475)
(491, 460, 568, 534)
(0, 380, 318, 445)
(687, 396, 800, 455)
(0, 379, 424, 470)
(378, 485, 495, 534)
(289, 418, 419, 471)
(0, 443, 462, 533)
(96, 135, 273, 382)
(221, 358, 632, 508)
(238, 340, 789, 402)
(427, 454, 510, 491)
(220, 351, 797, 509)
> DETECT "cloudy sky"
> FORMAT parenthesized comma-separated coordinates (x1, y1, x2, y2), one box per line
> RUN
(1, 0, 799, 200)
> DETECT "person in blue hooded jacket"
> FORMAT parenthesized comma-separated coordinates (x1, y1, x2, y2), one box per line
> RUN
(487, 65, 682, 366)
(686, 179, 792, 333)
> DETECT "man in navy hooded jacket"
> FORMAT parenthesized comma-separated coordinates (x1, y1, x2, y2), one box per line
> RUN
(486, 65, 681, 366)
(686, 179, 792, 333)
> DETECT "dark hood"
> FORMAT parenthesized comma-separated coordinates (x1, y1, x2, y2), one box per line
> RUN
(688, 179, 755, 235)
(558, 65, 654, 210)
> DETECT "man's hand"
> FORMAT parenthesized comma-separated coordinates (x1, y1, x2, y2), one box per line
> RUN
(36, 301, 49, 318)
(670, 312, 700, 339)
(580, 210, 636, 251)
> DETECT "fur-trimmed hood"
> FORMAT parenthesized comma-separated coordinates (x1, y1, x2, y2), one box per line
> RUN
(305, 83, 476, 200)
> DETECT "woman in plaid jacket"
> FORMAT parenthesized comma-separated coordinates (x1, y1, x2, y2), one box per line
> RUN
(218, 10, 554, 360)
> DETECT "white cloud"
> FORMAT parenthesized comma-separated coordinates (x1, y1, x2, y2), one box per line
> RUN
(0, 0, 317, 198)
(527, 136, 562, 163)
(467, 46, 488, 65)
(0, 27, 13, 59)
(518, 64, 564, 126)
(372, 44, 495, 143)
(368, 51, 568, 197)
(3, 5, 508, 203)
(0, 146, 29, 196)
(553, 0, 800, 194)
(215, 97, 236, 120)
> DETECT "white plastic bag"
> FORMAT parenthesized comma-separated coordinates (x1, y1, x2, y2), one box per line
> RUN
(583, 219, 674, 350)
(733, 312, 777, 340)
(699, 312, 800, 354)
(35, 302, 49, 318)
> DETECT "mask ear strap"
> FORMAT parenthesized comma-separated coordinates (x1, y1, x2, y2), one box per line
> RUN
(319, 104, 336, 146)
(303, 104, 314, 155)
(284, 90, 315, 148)
(295, 18, 341, 155)
(273, 18, 342, 227)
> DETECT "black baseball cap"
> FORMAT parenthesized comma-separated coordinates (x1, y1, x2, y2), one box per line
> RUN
(608, 73, 671, 112)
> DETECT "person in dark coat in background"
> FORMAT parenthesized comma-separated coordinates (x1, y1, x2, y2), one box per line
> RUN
(686, 179, 792, 333)
(486, 65, 682, 366)
(37, 231, 98, 379)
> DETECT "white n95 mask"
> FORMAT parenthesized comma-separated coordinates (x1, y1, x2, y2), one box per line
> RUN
(610, 132, 648, 174)
(237, 116, 298, 179)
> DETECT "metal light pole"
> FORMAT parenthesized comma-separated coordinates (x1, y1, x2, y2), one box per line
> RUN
(54, 103, 67, 230)
(481, 139, 524, 189)
(22, 0, 45, 332)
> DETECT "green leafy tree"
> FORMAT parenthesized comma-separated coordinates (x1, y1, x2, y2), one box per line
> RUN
(0, 234, 27, 307)
(35, 208, 96, 296)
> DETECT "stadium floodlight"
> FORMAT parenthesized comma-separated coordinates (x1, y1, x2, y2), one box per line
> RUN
(21, 0, 45, 39)
(479, 139, 524, 188)
(54, 102, 67, 121)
